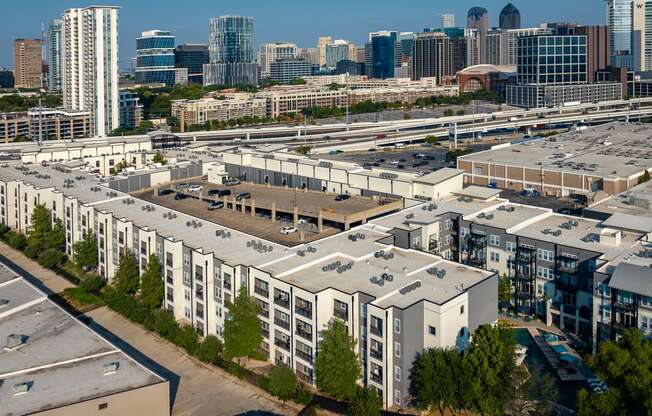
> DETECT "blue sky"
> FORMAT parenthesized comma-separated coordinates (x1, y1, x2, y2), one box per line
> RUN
(1, 0, 605, 69)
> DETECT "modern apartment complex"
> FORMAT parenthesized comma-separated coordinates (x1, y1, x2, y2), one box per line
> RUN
(13, 39, 43, 89)
(254, 87, 348, 118)
(119, 90, 144, 129)
(171, 95, 267, 127)
(0, 108, 91, 143)
(0, 146, 498, 409)
(61, 6, 120, 137)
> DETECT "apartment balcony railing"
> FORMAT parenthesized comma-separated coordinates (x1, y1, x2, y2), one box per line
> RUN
(297, 372, 312, 384)
(556, 280, 579, 293)
(274, 318, 290, 330)
(370, 349, 383, 360)
(370, 325, 383, 337)
(613, 301, 636, 312)
(254, 286, 269, 298)
(261, 328, 269, 338)
(371, 372, 383, 384)
(295, 349, 313, 363)
(223, 281, 232, 291)
(274, 296, 290, 309)
(258, 309, 269, 318)
(557, 262, 579, 274)
(296, 327, 312, 341)
(295, 306, 312, 319)
(274, 338, 290, 351)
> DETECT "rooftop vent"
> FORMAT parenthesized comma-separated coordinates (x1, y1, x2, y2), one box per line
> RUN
(12, 382, 31, 396)
(347, 232, 366, 241)
(399, 281, 421, 295)
(5, 334, 26, 350)
(103, 361, 119, 375)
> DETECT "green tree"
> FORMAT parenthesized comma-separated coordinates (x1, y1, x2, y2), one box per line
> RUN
(268, 365, 297, 403)
(289, 78, 307, 85)
(314, 319, 361, 400)
(8, 233, 27, 250)
(349, 386, 383, 416)
(639, 170, 650, 184)
(443, 109, 454, 117)
(424, 135, 439, 145)
(410, 348, 462, 413)
(196, 335, 223, 364)
(140, 254, 164, 309)
(47, 218, 65, 250)
(28, 204, 52, 249)
(499, 273, 512, 304)
(457, 109, 466, 116)
(579, 329, 652, 415)
(73, 232, 98, 271)
(576, 388, 621, 416)
(152, 151, 167, 165)
(37, 248, 64, 269)
(223, 286, 262, 362)
(152, 309, 179, 340)
(295, 145, 312, 155)
(175, 324, 199, 354)
(113, 252, 140, 296)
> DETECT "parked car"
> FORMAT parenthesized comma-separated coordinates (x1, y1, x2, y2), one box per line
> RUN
(188, 184, 203, 192)
(297, 218, 308, 225)
(174, 192, 188, 200)
(280, 226, 298, 235)
(207, 201, 224, 210)
(208, 189, 231, 197)
(235, 192, 251, 201)
(175, 183, 189, 190)
(158, 189, 174, 196)
(335, 194, 350, 201)
(224, 178, 241, 186)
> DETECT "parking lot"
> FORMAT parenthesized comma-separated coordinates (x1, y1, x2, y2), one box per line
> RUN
(134, 181, 402, 245)
(324, 145, 451, 173)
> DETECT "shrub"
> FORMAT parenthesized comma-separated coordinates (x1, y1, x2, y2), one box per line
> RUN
(295, 385, 313, 405)
(196, 335, 223, 364)
(175, 324, 199, 355)
(80, 275, 105, 294)
(37, 248, 64, 269)
(8, 233, 26, 250)
(268, 365, 297, 403)
(23, 242, 40, 259)
(0, 224, 9, 237)
(152, 309, 179, 340)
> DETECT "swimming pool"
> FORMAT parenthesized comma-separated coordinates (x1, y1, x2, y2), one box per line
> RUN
(552, 344, 570, 354)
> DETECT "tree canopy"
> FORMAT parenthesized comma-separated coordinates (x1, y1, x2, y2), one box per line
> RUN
(140, 254, 164, 309)
(73, 232, 98, 271)
(348, 386, 383, 416)
(223, 286, 262, 361)
(113, 252, 140, 295)
(268, 365, 297, 403)
(314, 318, 361, 400)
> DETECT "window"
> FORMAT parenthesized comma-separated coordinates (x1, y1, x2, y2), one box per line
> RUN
(537, 248, 553, 262)
(490, 251, 500, 262)
(506, 241, 516, 253)
(394, 389, 401, 406)
(183, 254, 190, 266)
(184, 307, 191, 319)
(460, 227, 468, 237)
(394, 318, 401, 334)
(598, 283, 611, 298)
(428, 325, 437, 336)
(460, 305, 465, 315)
(537, 266, 554, 280)
(394, 342, 401, 358)
(489, 234, 500, 246)
(394, 366, 401, 382)
(642, 317, 649, 332)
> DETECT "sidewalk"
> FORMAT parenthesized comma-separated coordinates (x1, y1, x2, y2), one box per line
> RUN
(0, 241, 294, 416)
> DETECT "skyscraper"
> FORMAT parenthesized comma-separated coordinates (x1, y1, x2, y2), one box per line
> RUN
(317, 36, 333, 67)
(258, 43, 298, 78)
(62, 6, 120, 137)
(325, 40, 351, 68)
(606, 0, 634, 68)
(467, 7, 488, 32)
(47, 19, 62, 92)
(577, 26, 611, 82)
(175, 44, 209, 85)
(499, 3, 521, 30)
(135, 30, 177, 86)
(370, 35, 396, 79)
(442, 14, 455, 28)
(204, 16, 258, 86)
(13, 39, 43, 89)
(412, 32, 453, 82)
(632, 0, 646, 71)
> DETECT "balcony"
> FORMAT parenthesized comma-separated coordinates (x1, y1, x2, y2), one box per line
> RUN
(258, 308, 269, 318)
(166, 276, 173, 285)
(517, 249, 536, 263)
(223, 281, 232, 291)
(467, 257, 486, 268)
(296, 349, 313, 363)
(370, 325, 383, 337)
(370, 349, 383, 360)
(557, 262, 579, 274)
(261, 328, 269, 338)
(295, 305, 312, 319)
(254, 286, 269, 298)
(296, 327, 312, 341)
(297, 372, 312, 384)
(274, 338, 290, 351)
(613, 301, 636, 312)
(371, 371, 383, 385)
(274, 296, 290, 309)
(274, 318, 290, 330)
(556, 280, 579, 293)
(333, 308, 348, 321)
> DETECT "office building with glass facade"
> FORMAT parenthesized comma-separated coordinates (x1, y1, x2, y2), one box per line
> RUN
(175, 44, 209, 85)
(606, 0, 633, 68)
(135, 30, 177, 86)
(204, 16, 258, 86)
(47, 19, 63, 92)
(269, 59, 316, 84)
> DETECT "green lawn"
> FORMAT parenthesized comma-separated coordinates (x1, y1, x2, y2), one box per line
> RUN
(62, 287, 103, 309)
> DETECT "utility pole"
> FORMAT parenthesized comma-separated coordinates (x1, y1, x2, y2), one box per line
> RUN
(38, 97, 43, 146)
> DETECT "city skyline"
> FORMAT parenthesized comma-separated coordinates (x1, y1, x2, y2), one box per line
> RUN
(0, 0, 605, 69)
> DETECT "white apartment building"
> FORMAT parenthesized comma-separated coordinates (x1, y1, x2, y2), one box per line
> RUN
(255, 87, 349, 118)
(258, 42, 299, 79)
(62, 6, 120, 138)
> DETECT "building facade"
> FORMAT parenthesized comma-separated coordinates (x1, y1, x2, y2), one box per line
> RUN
(499, 3, 521, 30)
(47, 19, 63, 92)
(171, 96, 267, 126)
(606, 0, 634, 68)
(325, 40, 351, 68)
(135, 30, 177, 86)
(62, 6, 120, 137)
(255, 87, 348, 118)
(13, 39, 43, 89)
(258, 42, 298, 79)
(577, 26, 611, 82)
(0, 108, 91, 143)
(119, 91, 143, 130)
(0, 69, 14, 88)
(204, 16, 258, 87)
(269, 59, 315, 84)
(412, 32, 453, 82)
(175, 44, 209, 85)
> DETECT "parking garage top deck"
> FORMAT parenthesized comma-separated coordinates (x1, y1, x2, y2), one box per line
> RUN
(458, 122, 652, 179)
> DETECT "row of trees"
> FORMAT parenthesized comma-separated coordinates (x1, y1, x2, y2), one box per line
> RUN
(0, 94, 62, 113)
(23, 205, 65, 268)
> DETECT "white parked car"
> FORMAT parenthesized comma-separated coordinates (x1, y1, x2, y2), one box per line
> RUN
(297, 218, 308, 225)
(188, 184, 203, 192)
(280, 227, 298, 235)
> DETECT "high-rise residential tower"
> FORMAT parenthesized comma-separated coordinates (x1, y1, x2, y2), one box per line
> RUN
(47, 19, 62, 92)
(62, 6, 120, 137)
(606, 0, 634, 68)
(258, 42, 298, 78)
(467, 7, 489, 63)
(317, 36, 333, 67)
(204, 16, 258, 86)
(135, 30, 177, 86)
(325, 40, 351, 68)
(13, 39, 43, 89)
(412, 32, 454, 82)
(499, 3, 521, 30)
(441, 14, 455, 28)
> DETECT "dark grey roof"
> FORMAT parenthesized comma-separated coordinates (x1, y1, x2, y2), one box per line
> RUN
(609, 262, 652, 297)
(468, 6, 488, 17)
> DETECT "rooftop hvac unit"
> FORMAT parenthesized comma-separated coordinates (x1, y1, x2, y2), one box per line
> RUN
(5, 334, 25, 349)
(103, 361, 119, 375)
(12, 382, 31, 396)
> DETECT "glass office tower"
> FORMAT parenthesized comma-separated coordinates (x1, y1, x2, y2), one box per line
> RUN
(606, 0, 633, 67)
(175, 44, 209, 85)
(371, 35, 396, 79)
(517, 34, 588, 85)
(135, 30, 177, 86)
(204, 16, 258, 86)
(47, 19, 63, 92)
